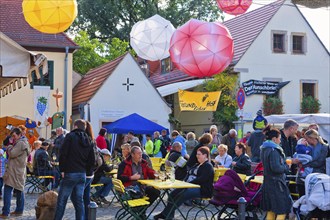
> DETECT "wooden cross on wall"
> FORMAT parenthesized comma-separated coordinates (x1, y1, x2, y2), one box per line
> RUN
(122, 78, 134, 91)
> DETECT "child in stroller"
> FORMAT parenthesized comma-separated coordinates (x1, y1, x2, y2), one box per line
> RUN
(210, 169, 263, 219)
(293, 173, 330, 220)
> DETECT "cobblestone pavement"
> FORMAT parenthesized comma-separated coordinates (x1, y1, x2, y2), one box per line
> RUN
(2, 187, 267, 220)
(3, 191, 224, 220)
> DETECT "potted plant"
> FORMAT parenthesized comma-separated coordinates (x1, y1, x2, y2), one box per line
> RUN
(263, 97, 284, 115)
(301, 96, 321, 113)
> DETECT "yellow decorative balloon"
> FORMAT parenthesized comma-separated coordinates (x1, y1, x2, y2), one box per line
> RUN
(22, 0, 78, 34)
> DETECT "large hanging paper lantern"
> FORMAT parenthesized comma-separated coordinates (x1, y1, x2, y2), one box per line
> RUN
(130, 14, 175, 61)
(22, 0, 78, 34)
(216, 0, 252, 16)
(169, 19, 233, 78)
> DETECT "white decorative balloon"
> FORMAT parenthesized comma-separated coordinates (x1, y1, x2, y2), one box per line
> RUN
(130, 14, 175, 61)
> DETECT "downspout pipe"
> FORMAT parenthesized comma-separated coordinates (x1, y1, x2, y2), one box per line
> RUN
(64, 46, 69, 129)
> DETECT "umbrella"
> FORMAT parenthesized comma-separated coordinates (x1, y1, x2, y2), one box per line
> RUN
(130, 14, 175, 61)
(169, 19, 233, 78)
(22, 0, 78, 34)
(216, 0, 252, 16)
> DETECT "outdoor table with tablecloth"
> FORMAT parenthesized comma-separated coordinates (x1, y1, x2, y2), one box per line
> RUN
(138, 179, 200, 219)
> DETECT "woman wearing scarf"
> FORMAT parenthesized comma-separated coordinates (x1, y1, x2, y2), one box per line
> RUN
(260, 125, 291, 220)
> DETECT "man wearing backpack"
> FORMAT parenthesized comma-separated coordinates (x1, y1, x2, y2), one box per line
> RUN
(54, 119, 95, 220)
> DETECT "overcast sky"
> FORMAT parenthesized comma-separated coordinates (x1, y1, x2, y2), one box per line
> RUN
(224, 0, 330, 51)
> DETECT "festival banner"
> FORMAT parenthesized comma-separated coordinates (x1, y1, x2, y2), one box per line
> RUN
(242, 80, 290, 96)
(178, 89, 221, 111)
(34, 86, 50, 127)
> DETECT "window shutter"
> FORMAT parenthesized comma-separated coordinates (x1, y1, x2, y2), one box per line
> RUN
(48, 61, 54, 89)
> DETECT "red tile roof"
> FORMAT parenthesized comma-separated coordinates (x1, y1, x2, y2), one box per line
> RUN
(72, 54, 126, 109)
(150, 0, 284, 87)
(0, 0, 77, 50)
(223, 0, 284, 64)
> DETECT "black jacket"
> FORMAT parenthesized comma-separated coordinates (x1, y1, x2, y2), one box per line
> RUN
(186, 143, 203, 168)
(232, 154, 251, 175)
(59, 128, 95, 174)
(52, 134, 65, 159)
(247, 131, 265, 159)
(167, 150, 187, 180)
(260, 145, 291, 214)
(280, 129, 297, 157)
(185, 162, 214, 198)
(92, 155, 113, 184)
(34, 148, 52, 174)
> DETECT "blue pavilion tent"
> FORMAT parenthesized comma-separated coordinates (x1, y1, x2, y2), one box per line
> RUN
(103, 113, 168, 135)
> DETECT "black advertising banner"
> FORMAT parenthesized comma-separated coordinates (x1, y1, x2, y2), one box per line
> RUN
(242, 80, 290, 96)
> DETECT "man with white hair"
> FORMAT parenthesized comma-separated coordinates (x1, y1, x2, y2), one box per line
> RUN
(52, 127, 65, 160)
(221, 129, 238, 157)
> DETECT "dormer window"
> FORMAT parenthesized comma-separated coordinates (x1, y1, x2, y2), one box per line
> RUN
(161, 57, 172, 74)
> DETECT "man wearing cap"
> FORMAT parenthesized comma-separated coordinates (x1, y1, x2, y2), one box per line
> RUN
(91, 149, 114, 204)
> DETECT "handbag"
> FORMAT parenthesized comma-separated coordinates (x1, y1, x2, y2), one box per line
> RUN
(125, 183, 145, 199)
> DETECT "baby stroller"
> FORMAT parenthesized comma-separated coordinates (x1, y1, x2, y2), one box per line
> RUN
(210, 170, 263, 220)
(293, 173, 330, 220)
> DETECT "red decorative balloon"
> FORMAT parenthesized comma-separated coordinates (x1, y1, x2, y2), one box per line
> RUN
(169, 19, 233, 78)
(217, 0, 252, 16)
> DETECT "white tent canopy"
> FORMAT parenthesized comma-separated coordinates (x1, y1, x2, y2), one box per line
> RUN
(265, 113, 330, 140)
(0, 32, 47, 97)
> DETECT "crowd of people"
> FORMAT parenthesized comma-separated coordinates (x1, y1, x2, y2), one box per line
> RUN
(0, 113, 329, 219)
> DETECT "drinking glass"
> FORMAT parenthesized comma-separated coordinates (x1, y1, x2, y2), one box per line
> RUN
(286, 157, 292, 167)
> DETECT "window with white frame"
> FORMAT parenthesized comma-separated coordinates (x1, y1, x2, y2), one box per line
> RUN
(291, 33, 306, 54)
(271, 30, 287, 53)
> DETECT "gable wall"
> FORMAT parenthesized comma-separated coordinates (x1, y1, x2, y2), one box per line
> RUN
(89, 54, 171, 136)
(0, 51, 73, 138)
(235, 2, 330, 131)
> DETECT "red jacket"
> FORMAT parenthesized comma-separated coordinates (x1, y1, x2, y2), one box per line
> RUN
(118, 156, 155, 187)
(96, 135, 107, 150)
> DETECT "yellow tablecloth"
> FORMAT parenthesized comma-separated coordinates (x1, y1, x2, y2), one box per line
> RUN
(246, 175, 264, 184)
(138, 179, 200, 190)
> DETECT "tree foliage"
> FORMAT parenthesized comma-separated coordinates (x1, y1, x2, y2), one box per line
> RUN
(72, 0, 223, 41)
(73, 31, 134, 74)
(203, 72, 238, 133)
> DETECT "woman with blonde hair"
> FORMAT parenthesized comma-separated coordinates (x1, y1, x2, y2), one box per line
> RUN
(293, 128, 328, 196)
(213, 144, 232, 168)
(209, 125, 222, 153)
(185, 132, 198, 155)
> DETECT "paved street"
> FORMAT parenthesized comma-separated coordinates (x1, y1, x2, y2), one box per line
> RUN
(7, 191, 218, 220)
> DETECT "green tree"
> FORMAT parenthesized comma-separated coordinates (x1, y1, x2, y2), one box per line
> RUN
(72, 0, 223, 41)
(73, 31, 133, 74)
(203, 72, 238, 133)
(73, 31, 108, 74)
